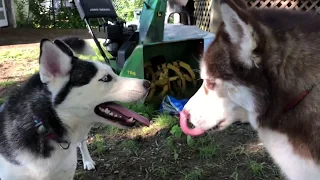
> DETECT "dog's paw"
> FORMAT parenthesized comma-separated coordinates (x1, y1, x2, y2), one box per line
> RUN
(83, 160, 96, 171)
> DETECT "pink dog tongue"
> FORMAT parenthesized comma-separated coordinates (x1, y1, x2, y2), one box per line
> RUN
(102, 103, 150, 126)
(179, 111, 205, 136)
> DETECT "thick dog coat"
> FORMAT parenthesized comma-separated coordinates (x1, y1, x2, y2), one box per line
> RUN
(0, 37, 150, 180)
(180, 0, 320, 179)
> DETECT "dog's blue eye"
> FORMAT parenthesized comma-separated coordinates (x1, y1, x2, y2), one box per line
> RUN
(99, 75, 112, 82)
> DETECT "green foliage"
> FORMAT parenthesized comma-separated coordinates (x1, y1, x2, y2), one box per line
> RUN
(14, 0, 52, 28)
(54, 7, 87, 29)
(166, 136, 181, 161)
(15, 0, 144, 28)
(198, 146, 217, 159)
(29, 0, 52, 28)
(153, 113, 178, 128)
(117, 102, 156, 120)
(90, 134, 110, 156)
(249, 161, 265, 176)
(14, 0, 29, 26)
(115, 0, 144, 22)
(170, 125, 183, 138)
(186, 135, 195, 146)
(231, 171, 239, 180)
(173, 149, 179, 161)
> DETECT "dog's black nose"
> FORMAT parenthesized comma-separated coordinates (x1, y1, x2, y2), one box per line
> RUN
(143, 80, 151, 89)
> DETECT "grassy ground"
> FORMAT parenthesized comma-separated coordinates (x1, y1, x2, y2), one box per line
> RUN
(0, 40, 284, 180)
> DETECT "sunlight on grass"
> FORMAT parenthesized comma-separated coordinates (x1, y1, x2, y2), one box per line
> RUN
(124, 113, 178, 138)
(99, 101, 179, 138)
(0, 46, 40, 63)
(78, 39, 112, 62)
(0, 39, 109, 63)
(154, 113, 178, 128)
(119, 102, 156, 119)
(0, 39, 111, 86)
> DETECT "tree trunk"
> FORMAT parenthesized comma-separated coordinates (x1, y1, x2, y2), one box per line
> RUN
(4, 0, 17, 27)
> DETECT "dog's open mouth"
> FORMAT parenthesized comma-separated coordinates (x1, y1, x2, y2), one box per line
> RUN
(94, 102, 150, 127)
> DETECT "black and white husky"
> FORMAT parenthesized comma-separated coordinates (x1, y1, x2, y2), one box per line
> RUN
(0, 37, 151, 180)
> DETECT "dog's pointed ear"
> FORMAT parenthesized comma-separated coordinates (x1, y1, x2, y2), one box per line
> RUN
(209, 0, 247, 34)
(53, 39, 75, 57)
(39, 39, 73, 83)
(209, 0, 221, 33)
(220, 0, 260, 68)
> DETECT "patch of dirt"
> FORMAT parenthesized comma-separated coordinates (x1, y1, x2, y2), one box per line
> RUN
(72, 124, 284, 180)
(0, 59, 36, 81)
(0, 58, 37, 98)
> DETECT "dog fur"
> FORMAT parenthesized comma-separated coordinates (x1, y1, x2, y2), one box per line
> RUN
(0, 37, 150, 180)
(180, 0, 320, 179)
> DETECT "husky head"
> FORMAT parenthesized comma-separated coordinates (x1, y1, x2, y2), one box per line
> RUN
(180, 0, 270, 136)
(39, 38, 150, 128)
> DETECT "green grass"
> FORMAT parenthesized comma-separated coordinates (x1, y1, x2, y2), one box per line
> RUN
(183, 168, 204, 180)
(118, 102, 156, 120)
(227, 145, 248, 161)
(119, 112, 178, 138)
(0, 39, 112, 89)
(96, 103, 175, 138)
(0, 80, 17, 88)
(153, 113, 178, 128)
(78, 39, 113, 62)
(119, 139, 140, 156)
(249, 161, 265, 176)
(102, 125, 122, 135)
(198, 145, 218, 159)
(147, 165, 171, 179)
(74, 171, 86, 180)
(192, 136, 214, 147)
(0, 39, 111, 63)
(170, 124, 183, 138)
(89, 134, 110, 157)
(231, 171, 239, 180)
(0, 47, 40, 62)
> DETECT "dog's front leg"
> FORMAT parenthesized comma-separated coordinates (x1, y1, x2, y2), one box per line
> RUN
(78, 139, 96, 171)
